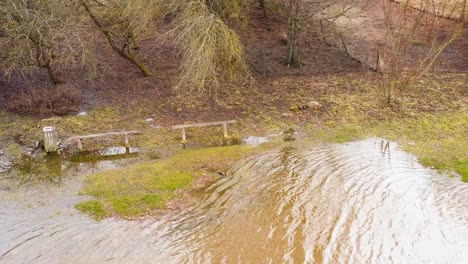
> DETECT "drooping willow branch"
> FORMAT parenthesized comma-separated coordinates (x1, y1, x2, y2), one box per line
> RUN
(80, 0, 152, 77)
(160, 0, 251, 96)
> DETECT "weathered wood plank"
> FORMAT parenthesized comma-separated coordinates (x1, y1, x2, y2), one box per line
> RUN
(64, 131, 140, 142)
(124, 134, 129, 147)
(76, 138, 83, 150)
(172, 120, 237, 144)
(223, 123, 228, 138)
(172, 120, 236, 129)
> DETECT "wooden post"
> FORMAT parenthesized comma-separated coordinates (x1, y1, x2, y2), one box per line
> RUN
(76, 139, 83, 150)
(43, 127, 58, 153)
(223, 123, 228, 138)
(124, 133, 129, 147)
(376, 44, 381, 73)
(182, 128, 187, 141)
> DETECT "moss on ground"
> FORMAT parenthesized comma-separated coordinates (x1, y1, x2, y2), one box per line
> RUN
(75, 200, 111, 221)
(77, 145, 265, 219)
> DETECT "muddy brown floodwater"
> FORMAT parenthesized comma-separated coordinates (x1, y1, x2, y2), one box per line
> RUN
(0, 139, 467, 263)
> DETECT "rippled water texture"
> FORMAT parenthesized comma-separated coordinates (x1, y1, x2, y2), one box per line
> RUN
(1, 140, 467, 263)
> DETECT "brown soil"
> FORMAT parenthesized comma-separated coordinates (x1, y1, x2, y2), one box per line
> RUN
(244, 8, 368, 77)
(321, 1, 468, 73)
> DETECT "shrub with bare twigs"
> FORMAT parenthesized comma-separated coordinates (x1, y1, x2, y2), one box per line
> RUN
(378, 0, 465, 104)
(7, 85, 82, 116)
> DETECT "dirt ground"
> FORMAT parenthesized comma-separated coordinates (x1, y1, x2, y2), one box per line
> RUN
(321, 0, 468, 73)
(0, 2, 466, 126)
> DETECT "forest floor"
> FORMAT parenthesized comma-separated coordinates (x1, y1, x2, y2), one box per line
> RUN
(0, 5, 466, 219)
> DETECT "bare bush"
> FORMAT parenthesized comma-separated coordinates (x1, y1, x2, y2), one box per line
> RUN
(264, 0, 371, 68)
(378, 0, 464, 104)
(7, 85, 82, 116)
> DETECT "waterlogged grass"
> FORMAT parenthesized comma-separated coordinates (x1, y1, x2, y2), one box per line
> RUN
(77, 145, 261, 219)
(310, 111, 468, 182)
(374, 112, 467, 182)
(107, 194, 166, 218)
(75, 200, 111, 221)
(77, 110, 467, 221)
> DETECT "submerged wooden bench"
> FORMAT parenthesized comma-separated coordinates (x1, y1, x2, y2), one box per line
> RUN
(63, 131, 140, 150)
(172, 120, 237, 143)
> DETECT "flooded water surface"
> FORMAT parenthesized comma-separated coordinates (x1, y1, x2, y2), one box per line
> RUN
(0, 140, 467, 263)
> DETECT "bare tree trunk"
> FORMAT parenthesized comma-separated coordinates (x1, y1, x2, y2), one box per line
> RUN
(34, 42, 63, 85)
(259, 0, 267, 17)
(286, 0, 301, 68)
(461, 0, 467, 22)
(45, 65, 62, 85)
(80, 0, 152, 77)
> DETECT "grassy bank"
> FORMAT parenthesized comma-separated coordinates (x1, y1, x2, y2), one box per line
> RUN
(309, 111, 467, 181)
(1, 73, 465, 220)
(75, 145, 268, 220)
(76, 111, 467, 220)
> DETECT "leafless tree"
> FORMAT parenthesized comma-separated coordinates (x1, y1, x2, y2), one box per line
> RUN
(264, 0, 371, 68)
(79, 0, 156, 77)
(378, 0, 464, 104)
(0, 0, 87, 84)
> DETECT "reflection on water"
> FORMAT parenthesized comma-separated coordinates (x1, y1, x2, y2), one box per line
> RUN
(0, 139, 467, 263)
(0, 155, 11, 174)
(68, 147, 139, 163)
(243, 135, 275, 146)
(2, 147, 139, 185)
(45, 154, 62, 179)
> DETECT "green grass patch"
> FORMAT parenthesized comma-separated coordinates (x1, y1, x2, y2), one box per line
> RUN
(455, 161, 468, 182)
(75, 200, 111, 221)
(78, 145, 262, 219)
(107, 194, 166, 218)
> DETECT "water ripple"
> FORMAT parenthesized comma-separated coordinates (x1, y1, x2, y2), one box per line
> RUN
(0, 139, 467, 263)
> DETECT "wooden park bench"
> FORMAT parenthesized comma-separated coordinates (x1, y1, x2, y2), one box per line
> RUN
(63, 131, 141, 151)
(172, 120, 237, 143)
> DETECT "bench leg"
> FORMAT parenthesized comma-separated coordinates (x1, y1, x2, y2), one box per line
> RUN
(182, 128, 187, 141)
(76, 139, 83, 150)
(223, 123, 228, 138)
(124, 134, 129, 148)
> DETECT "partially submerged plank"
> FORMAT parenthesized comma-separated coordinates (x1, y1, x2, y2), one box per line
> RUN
(63, 131, 141, 150)
(64, 131, 140, 142)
